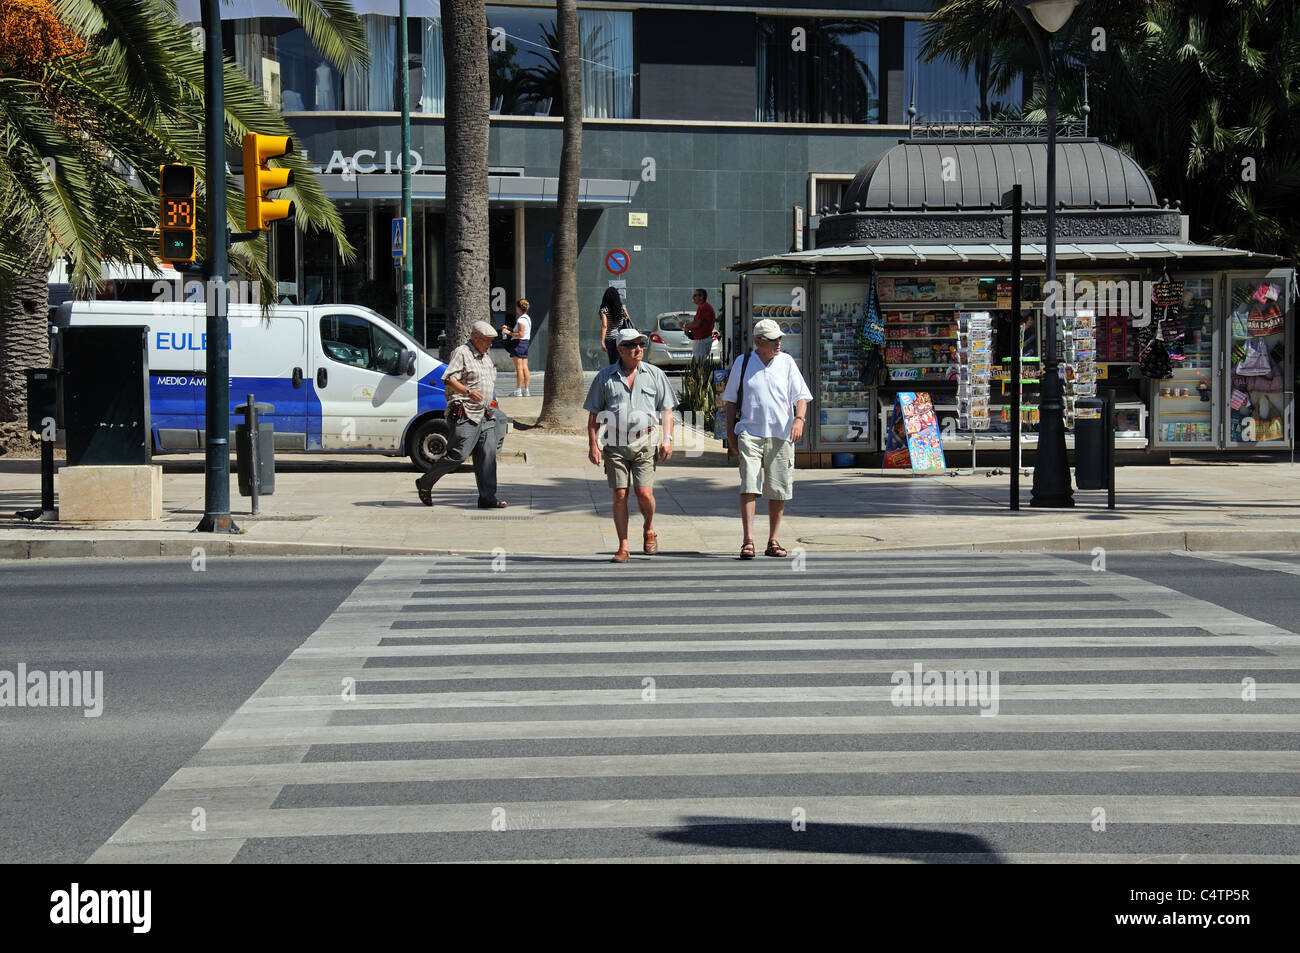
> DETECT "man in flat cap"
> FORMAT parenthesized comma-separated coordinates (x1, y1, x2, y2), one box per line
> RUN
(416, 320, 508, 509)
(584, 327, 675, 562)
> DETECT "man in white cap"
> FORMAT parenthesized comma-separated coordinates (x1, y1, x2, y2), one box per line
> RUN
(416, 320, 507, 509)
(584, 327, 676, 562)
(722, 318, 812, 558)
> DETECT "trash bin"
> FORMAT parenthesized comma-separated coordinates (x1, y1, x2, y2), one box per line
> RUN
(235, 400, 275, 496)
(1073, 396, 1107, 490)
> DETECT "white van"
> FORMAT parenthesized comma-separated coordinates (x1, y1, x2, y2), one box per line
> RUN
(53, 301, 506, 470)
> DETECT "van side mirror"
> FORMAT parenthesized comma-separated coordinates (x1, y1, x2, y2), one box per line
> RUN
(401, 348, 417, 376)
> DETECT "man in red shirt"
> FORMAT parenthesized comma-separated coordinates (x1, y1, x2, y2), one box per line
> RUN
(684, 288, 716, 364)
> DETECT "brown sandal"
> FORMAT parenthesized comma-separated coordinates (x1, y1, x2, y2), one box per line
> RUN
(739, 539, 756, 559)
(643, 530, 658, 555)
(765, 540, 788, 558)
(610, 547, 630, 563)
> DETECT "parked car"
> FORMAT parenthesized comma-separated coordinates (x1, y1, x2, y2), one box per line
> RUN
(645, 311, 722, 368)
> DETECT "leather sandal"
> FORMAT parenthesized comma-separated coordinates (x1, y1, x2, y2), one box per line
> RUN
(416, 482, 432, 507)
(477, 498, 508, 509)
(643, 530, 659, 555)
(610, 546, 630, 563)
(765, 540, 788, 558)
(739, 539, 756, 560)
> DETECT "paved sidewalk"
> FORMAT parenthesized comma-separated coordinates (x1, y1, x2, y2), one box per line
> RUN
(2, 395, 1299, 559)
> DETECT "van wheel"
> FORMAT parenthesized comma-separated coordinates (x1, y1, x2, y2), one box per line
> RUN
(408, 418, 450, 471)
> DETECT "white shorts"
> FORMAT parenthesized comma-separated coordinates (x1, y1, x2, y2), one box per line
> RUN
(737, 431, 794, 500)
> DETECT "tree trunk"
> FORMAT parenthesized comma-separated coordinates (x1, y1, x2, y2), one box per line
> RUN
(441, 0, 491, 355)
(0, 239, 53, 425)
(537, 0, 586, 428)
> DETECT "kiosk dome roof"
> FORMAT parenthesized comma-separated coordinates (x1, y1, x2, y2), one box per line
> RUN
(837, 139, 1158, 212)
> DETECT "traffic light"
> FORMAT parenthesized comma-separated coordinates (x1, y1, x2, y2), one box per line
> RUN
(158, 164, 197, 263)
(242, 133, 296, 232)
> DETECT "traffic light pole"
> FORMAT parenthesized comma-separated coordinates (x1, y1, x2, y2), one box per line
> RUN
(197, 0, 237, 533)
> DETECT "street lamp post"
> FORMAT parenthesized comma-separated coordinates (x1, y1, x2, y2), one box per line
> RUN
(1015, 0, 1079, 509)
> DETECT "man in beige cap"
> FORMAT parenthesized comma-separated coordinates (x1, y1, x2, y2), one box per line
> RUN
(722, 318, 812, 558)
(416, 320, 507, 509)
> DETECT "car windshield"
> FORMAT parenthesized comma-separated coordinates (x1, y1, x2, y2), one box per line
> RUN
(658, 316, 684, 331)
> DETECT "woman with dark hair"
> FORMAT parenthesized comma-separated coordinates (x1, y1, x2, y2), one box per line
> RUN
(599, 286, 631, 364)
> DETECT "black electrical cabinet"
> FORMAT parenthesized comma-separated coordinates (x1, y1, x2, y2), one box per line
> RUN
(60, 326, 151, 466)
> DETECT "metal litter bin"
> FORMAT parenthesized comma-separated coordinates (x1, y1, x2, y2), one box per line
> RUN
(1073, 396, 1107, 490)
(235, 400, 275, 496)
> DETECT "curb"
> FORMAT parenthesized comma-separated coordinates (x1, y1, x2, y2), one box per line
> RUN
(2, 529, 1299, 560)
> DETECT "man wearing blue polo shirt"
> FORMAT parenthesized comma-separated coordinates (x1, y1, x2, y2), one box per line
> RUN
(585, 327, 676, 563)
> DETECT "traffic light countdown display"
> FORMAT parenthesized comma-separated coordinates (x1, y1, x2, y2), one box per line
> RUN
(242, 133, 296, 231)
(158, 164, 197, 263)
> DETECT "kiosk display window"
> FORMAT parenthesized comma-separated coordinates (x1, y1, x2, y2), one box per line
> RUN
(1153, 275, 1217, 446)
(1228, 275, 1288, 445)
(816, 281, 875, 446)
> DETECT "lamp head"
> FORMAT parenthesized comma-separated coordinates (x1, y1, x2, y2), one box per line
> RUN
(1017, 0, 1081, 33)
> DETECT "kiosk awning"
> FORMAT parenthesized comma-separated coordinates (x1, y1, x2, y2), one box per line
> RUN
(728, 241, 1280, 272)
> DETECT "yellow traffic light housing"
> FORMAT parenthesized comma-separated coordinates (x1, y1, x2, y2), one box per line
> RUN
(242, 133, 296, 231)
(158, 164, 197, 263)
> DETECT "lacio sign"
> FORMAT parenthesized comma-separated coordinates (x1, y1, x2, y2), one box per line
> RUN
(309, 147, 427, 175)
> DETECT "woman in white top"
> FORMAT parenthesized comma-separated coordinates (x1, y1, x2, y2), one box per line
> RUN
(502, 297, 532, 396)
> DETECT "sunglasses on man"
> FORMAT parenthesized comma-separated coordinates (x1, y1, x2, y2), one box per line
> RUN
(619, 341, 645, 349)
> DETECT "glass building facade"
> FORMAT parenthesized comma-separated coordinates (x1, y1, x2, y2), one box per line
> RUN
(200, 0, 990, 366)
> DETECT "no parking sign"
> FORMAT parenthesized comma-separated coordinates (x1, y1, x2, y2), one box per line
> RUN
(605, 248, 629, 274)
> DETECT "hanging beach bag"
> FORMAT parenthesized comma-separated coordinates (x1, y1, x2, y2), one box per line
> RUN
(1152, 272, 1184, 308)
(860, 272, 885, 348)
(1235, 340, 1271, 376)
(1138, 339, 1172, 379)
(1247, 302, 1284, 336)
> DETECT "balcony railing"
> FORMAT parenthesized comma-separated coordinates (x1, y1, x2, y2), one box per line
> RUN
(908, 119, 1088, 140)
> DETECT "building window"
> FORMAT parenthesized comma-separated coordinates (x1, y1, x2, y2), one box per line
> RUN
(902, 20, 982, 122)
(757, 18, 879, 124)
(486, 5, 633, 118)
(227, 9, 632, 118)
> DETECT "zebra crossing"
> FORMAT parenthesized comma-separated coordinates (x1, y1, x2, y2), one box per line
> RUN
(90, 552, 1300, 863)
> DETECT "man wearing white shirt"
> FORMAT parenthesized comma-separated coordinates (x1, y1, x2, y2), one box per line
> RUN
(722, 318, 813, 559)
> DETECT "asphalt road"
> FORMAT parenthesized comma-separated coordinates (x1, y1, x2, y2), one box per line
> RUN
(0, 557, 380, 863)
(2, 551, 1297, 864)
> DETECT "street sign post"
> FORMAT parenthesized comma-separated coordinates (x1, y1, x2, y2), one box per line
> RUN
(392, 217, 407, 259)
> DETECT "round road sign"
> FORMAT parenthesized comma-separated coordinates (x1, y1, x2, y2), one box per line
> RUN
(605, 248, 630, 274)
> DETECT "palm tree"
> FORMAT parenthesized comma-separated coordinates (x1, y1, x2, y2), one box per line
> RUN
(536, 0, 584, 428)
(440, 0, 491, 353)
(0, 0, 367, 426)
(924, 0, 1299, 265)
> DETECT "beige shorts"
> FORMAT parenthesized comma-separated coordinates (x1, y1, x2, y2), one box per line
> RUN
(603, 443, 657, 489)
(737, 431, 794, 500)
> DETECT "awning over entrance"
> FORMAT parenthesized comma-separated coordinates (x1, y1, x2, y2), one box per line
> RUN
(318, 173, 639, 207)
(728, 241, 1280, 272)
